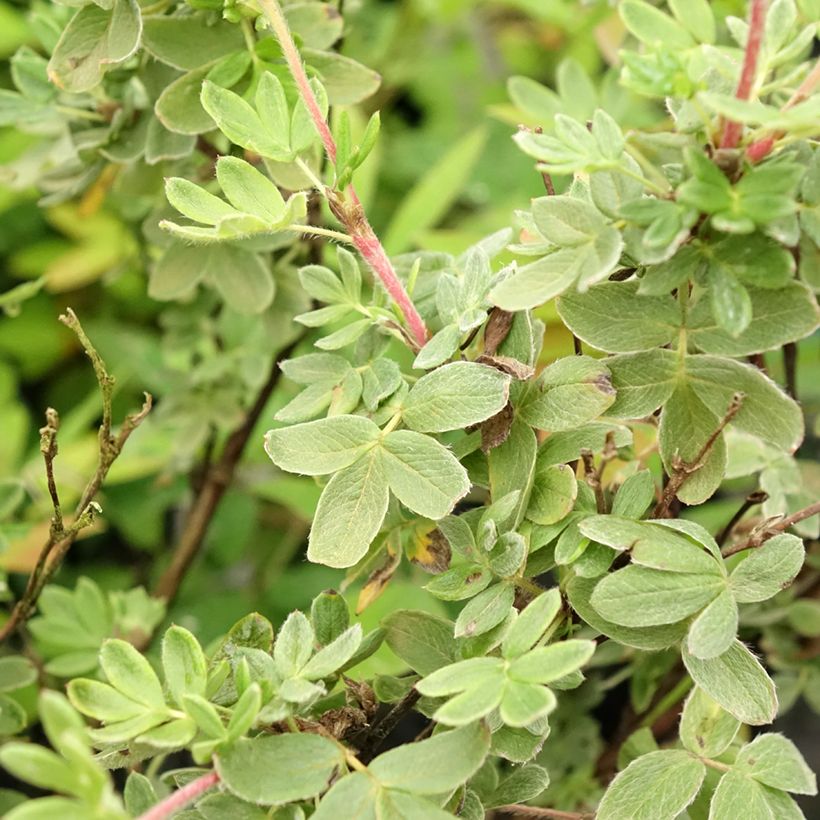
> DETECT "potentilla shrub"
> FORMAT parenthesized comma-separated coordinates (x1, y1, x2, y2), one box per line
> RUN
(0, 0, 819, 818)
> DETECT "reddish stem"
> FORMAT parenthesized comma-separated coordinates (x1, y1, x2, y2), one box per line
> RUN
(257, 0, 429, 348)
(137, 771, 220, 820)
(746, 58, 820, 162)
(720, 0, 767, 149)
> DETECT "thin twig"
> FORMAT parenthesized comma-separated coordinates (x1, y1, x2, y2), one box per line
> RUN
(39, 409, 62, 536)
(494, 806, 593, 819)
(0, 314, 152, 641)
(580, 433, 616, 514)
(721, 500, 820, 558)
(152, 335, 302, 605)
(137, 771, 220, 820)
(720, 0, 767, 149)
(783, 342, 797, 400)
(653, 393, 744, 518)
(357, 688, 421, 763)
(716, 491, 768, 546)
(256, 0, 429, 349)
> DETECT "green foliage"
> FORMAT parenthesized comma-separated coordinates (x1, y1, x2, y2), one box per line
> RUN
(0, 0, 818, 817)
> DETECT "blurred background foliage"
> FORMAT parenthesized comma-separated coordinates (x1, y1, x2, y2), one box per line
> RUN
(0, 0, 817, 807)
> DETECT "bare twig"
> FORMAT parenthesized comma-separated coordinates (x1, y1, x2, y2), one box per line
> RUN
(580, 433, 616, 514)
(137, 771, 220, 820)
(720, 0, 767, 149)
(152, 336, 302, 605)
(357, 688, 421, 763)
(0, 313, 152, 641)
(721, 500, 820, 558)
(256, 0, 429, 349)
(783, 342, 797, 400)
(716, 491, 768, 546)
(653, 393, 744, 518)
(494, 806, 593, 819)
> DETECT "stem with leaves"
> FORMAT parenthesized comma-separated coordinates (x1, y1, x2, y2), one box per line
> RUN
(0, 311, 152, 642)
(653, 393, 744, 518)
(256, 0, 429, 349)
(720, 0, 767, 149)
(721, 500, 820, 558)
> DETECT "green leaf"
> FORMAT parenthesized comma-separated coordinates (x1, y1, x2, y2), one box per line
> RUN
(273, 611, 314, 679)
(729, 534, 805, 602)
(668, 0, 715, 43)
(679, 687, 740, 758)
(100, 639, 166, 710)
(531, 196, 606, 246)
(310, 772, 376, 820)
(507, 640, 596, 684)
(566, 575, 688, 650)
(307, 449, 389, 568)
(707, 264, 752, 337)
(66, 679, 143, 722)
(310, 590, 350, 646)
(47, 0, 142, 93)
(488, 418, 538, 529)
(499, 681, 557, 727)
(383, 610, 456, 675)
(708, 771, 775, 820)
(0, 744, 77, 796)
(226, 684, 261, 741)
(686, 590, 738, 660)
(162, 626, 207, 707)
(686, 355, 803, 453)
(734, 733, 817, 795)
(682, 640, 777, 725)
(369, 723, 490, 794)
(690, 282, 819, 356)
(384, 128, 486, 254)
(606, 349, 678, 418)
(455, 584, 515, 638)
(216, 734, 344, 806)
(517, 355, 615, 432)
(200, 81, 288, 159)
(402, 362, 510, 433)
(591, 567, 724, 626)
(597, 750, 705, 820)
(502, 588, 562, 658)
(141, 14, 244, 70)
(611, 470, 655, 519)
(207, 246, 275, 314)
(264, 415, 380, 476)
(526, 464, 577, 526)
(301, 625, 362, 679)
(215, 157, 286, 224)
(484, 764, 550, 808)
(137, 717, 197, 750)
(381, 431, 470, 519)
(557, 282, 679, 353)
(124, 771, 157, 816)
(0, 657, 36, 693)
(659, 382, 727, 505)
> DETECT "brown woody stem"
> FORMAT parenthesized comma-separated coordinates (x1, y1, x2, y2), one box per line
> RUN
(0, 313, 151, 642)
(654, 393, 744, 518)
(721, 500, 820, 558)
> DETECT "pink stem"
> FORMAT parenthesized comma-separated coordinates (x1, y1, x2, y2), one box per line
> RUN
(257, 0, 429, 348)
(746, 58, 820, 162)
(721, 0, 767, 149)
(137, 771, 220, 820)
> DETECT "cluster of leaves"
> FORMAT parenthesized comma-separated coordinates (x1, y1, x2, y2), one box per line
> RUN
(0, 0, 819, 819)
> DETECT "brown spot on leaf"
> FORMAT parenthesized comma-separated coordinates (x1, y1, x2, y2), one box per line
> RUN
(410, 527, 451, 574)
(476, 354, 535, 381)
(483, 307, 515, 355)
(479, 402, 515, 453)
